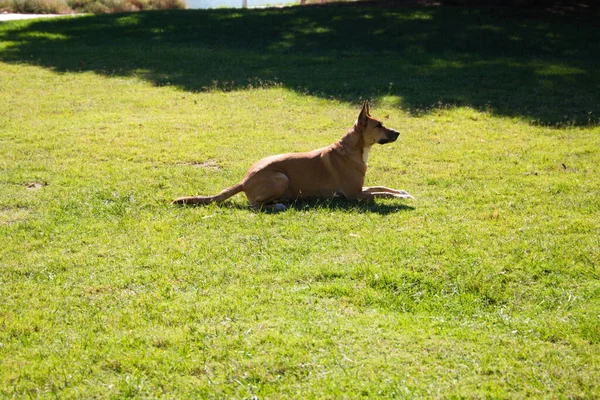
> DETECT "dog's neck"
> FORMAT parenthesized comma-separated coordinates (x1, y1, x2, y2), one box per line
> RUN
(336, 125, 369, 166)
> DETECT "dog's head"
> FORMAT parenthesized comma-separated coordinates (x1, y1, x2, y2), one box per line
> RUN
(356, 102, 400, 146)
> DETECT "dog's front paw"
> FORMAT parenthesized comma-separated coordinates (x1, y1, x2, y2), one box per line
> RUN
(394, 191, 414, 199)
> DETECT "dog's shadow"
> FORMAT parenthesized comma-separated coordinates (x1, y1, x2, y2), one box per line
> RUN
(223, 198, 415, 215)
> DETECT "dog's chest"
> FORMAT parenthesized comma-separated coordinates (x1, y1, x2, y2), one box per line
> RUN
(362, 146, 372, 164)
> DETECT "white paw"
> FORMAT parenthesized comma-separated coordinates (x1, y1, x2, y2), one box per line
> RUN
(394, 192, 414, 199)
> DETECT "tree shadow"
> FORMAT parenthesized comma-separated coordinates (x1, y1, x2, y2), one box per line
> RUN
(1, 3, 598, 126)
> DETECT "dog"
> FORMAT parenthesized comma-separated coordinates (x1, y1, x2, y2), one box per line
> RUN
(172, 102, 413, 210)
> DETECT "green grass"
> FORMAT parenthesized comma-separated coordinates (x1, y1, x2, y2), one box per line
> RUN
(1, 3, 599, 398)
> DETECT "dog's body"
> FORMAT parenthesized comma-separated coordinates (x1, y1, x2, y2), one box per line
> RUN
(173, 103, 412, 210)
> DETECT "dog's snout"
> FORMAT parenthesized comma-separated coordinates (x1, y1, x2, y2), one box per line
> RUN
(377, 128, 400, 145)
(385, 128, 400, 143)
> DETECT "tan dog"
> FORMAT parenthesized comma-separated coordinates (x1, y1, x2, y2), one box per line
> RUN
(173, 102, 413, 210)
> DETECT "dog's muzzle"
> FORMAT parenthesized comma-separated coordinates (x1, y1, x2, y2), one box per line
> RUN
(378, 129, 400, 145)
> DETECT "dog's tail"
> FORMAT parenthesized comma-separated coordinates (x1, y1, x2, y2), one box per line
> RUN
(171, 183, 244, 205)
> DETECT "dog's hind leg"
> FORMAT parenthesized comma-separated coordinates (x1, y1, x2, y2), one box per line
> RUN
(244, 171, 290, 211)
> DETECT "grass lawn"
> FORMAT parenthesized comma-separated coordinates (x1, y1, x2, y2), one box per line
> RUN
(1, 3, 599, 398)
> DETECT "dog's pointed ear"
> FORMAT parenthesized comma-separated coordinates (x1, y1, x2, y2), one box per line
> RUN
(358, 101, 369, 126)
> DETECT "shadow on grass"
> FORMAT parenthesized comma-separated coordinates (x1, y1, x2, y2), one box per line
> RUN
(267, 198, 415, 214)
(1, 3, 599, 126)
(177, 198, 415, 214)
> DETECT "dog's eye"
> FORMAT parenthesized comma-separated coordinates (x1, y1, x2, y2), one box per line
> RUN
(376, 122, 383, 128)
